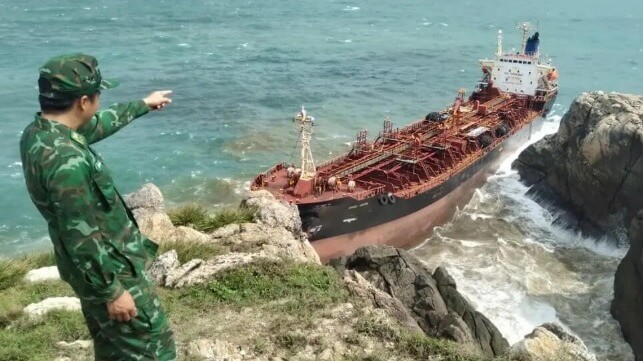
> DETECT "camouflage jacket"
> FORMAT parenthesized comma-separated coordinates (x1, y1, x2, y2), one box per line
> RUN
(20, 100, 159, 303)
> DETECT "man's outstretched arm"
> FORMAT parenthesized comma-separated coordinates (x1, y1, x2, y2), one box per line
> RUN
(78, 90, 173, 144)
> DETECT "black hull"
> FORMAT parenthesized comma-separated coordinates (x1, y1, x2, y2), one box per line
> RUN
(299, 102, 554, 243)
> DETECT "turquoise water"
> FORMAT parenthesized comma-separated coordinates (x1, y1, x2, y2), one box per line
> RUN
(1, 0, 641, 254)
(1, 1, 641, 358)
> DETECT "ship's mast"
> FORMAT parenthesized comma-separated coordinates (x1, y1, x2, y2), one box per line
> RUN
(496, 30, 503, 57)
(294, 106, 316, 180)
(518, 22, 532, 54)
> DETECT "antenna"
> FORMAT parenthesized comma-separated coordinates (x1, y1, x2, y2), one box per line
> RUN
(293, 106, 316, 180)
(517, 22, 533, 55)
(496, 30, 503, 57)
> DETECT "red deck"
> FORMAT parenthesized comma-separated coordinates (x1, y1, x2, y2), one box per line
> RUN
(252, 88, 551, 205)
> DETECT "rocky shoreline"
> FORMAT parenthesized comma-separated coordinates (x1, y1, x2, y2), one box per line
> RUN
(514, 92, 643, 360)
(3, 183, 596, 361)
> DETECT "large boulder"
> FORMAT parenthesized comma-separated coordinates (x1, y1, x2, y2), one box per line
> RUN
(513, 92, 643, 235)
(24, 266, 60, 283)
(330, 245, 509, 358)
(611, 210, 643, 361)
(124, 183, 193, 244)
(23, 297, 81, 319)
(143, 189, 321, 287)
(510, 323, 597, 361)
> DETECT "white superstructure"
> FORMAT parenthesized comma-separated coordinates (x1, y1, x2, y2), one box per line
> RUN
(479, 23, 558, 97)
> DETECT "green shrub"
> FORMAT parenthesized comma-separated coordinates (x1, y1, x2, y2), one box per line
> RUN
(0, 252, 55, 291)
(0, 310, 89, 361)
(168, 204, 257, 232)
(355, 316, 485, 361)
(158, 239, 227, 264)
(163, 261, 347, 313)
(168, 204, 209, 228)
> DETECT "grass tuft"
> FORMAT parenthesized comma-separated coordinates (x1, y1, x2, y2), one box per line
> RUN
(158, 239, 228, 264)
(168, 204, 209, 228)
(161, 261, 348, 318)
(168, 204, 257, 232)
(0, 252, 56, 291)
(0, 310, 89, 361)
(355, 316, 485, 361)
(274, 332, 308, 351)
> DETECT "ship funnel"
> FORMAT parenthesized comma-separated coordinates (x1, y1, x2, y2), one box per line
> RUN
(525, 31, 540, 55)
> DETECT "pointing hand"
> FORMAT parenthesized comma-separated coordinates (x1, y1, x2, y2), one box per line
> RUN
(143, 90, 173, 110)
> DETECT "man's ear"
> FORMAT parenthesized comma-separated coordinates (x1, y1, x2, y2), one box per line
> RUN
(78, 95, 90, 111)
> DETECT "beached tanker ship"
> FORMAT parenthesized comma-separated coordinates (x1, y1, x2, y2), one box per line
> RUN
(251, 24, 558, 262)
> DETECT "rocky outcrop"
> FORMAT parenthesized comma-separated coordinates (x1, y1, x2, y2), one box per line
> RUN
(124, 183, 211, 244)
(55, 340, 93, 351)
(512, 92, 643, 359)
(24, 266, 60, 283)
(330, 245, 509, 358)
(131, 186, 321, 288)
(510, 323, 597, 361)
(187, 339, 247, 361)
(162, 251, 280, 288)
(612, 210, 643, 360)
(513, 92, 643, 235)
(23, 297, 81, 319)
(342, 270, 422, 333)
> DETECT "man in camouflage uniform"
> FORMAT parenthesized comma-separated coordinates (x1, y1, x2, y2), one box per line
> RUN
(20, 53, 177, 360)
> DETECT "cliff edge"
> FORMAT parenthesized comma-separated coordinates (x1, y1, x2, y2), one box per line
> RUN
(513, 92, 643, 236)
(513, 92, 643, 360)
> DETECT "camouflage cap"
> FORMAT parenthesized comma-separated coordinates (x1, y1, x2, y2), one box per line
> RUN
(38, 53, 119, 100)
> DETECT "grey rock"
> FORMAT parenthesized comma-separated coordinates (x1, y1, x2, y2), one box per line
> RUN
(124, 183, 165, 211)
(330, 245, 509, 358)
(210, 223, 241, 239)
(165, 252, 280, 288)
(342, 270, 422, 333)
(24, 266, 60, 283)
(187, 338, 243, 361)
(23, 297, 81, 319)
(126, 184, 214, 244)
(612, 209, 643, 361)
(149, 250, 180, 285)
(513, 92, 643, 236)
(55, 340, 93, 350)
(511, 92, 643, 359)
(511, 323, 597, 361)
(434, 266, 508, 356)
(242, 190, 303, 234)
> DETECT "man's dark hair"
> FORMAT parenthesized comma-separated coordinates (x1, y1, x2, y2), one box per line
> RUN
(38, 77, 74, 112)
(38, 77, 99, 113)
(39, 95, 76, 113)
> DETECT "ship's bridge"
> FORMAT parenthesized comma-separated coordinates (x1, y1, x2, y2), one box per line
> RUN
(478, 27, 558, 97)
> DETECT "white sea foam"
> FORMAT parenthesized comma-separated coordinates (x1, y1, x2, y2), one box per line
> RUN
(177, 43, 191, 48)
(343, 6, 360, 11)
(414, 105, 625, 357)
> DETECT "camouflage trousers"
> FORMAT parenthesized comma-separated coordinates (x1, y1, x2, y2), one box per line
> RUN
(80, 272, 176, 361)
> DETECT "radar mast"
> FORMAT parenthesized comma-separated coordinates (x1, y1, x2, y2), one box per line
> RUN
(294, 106, 316, 180)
